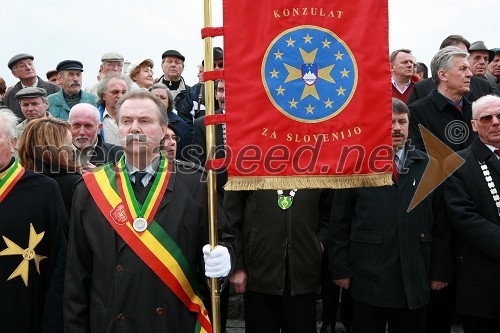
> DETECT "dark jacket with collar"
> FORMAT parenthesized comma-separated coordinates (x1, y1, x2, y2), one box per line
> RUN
(408, 76, 498, 105)
(224, 189, 332, 296)
(2, 77, 60, 120)
(64, 160, 234, 332)
(167, 110, 192, 160)
(444, 137, 500, 319)
(408, 89, 476, 153)
(329, 148, 451, 310)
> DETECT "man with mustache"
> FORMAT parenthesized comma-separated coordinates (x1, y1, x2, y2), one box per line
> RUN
(68, 103, 122, 170)
(47, 60, 97, 120)
(329, 98, 451, 333)
(64, 90, 234, 332)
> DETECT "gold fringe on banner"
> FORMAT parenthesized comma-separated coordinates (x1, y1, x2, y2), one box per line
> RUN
(224, 173, 393, 191)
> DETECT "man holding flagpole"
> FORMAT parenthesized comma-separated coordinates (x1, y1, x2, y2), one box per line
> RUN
(64, 90, 233, 332)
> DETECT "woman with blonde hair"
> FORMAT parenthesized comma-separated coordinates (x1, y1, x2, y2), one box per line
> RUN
(18, 117, 81, 216)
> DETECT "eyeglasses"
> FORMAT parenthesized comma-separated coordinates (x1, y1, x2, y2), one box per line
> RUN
(104, 62, 123, 69)
(475, 113, 500, 124)
(13, 61, 34, 70)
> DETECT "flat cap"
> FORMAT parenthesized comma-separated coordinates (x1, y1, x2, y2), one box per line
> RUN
(15, 87, 47, 100)
(161, 50, 185, 61)
(46, 69, 58, 80)
(8, 53, 34, 70)
(202, 47, 224, 66)
(469, 41, 495, 63)
(101, 52, 124, 62)
(213, 47, 224, 60)
(56, 60, 84, 72)
(491, 48, 500, 55)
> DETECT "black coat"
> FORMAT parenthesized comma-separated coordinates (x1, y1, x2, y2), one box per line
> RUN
(64, 160, 234, 332)
(2, 77, 60, 120)
(44, 171, 81, 221)
(224, 189, 332, 296)
(408, 89, 476, 153)
(329, 149, 451, 310)
(444, 137, 500, 319)
(0, 162, 67, 333)
(408, 76, 498, 105)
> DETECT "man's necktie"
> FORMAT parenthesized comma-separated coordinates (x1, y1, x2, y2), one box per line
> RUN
(134, 171, 148, 188)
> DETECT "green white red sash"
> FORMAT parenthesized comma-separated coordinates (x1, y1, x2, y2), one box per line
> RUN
(0, 161, 25, 203)
(83, 155, 211, 333)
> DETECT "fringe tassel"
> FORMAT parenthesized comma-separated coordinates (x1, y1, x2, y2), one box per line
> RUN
(224, 173, 393, 190)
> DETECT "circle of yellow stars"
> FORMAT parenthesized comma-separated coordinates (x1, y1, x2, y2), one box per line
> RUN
(268, 34, 352, 115)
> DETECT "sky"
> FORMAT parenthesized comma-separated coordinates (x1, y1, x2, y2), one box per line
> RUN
(1, 0, 497, 88)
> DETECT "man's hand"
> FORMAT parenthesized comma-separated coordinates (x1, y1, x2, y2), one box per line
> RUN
(203, 245, 231, 278)
(333, 278, 351, 289)
(430, 281, 448, 291)
(229, 269, 248, 294)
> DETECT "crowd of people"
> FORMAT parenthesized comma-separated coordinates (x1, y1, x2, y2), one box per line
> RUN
(0, 33, 499, 333)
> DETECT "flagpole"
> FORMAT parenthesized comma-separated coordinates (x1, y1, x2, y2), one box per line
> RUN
(202, 0, 220, 332)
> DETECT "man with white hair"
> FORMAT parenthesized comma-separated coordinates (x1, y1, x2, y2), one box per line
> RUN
(68, 103, 122, 169)
(445, 94, 500, 332)
(0, 108, 68, 332)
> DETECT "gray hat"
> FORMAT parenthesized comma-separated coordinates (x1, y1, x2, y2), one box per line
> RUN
(161, 50, 185, 62)
(8, 53, 34, 70)
(46, 69, 58, 80)
(101, 52, 124, 62)
(15, 87, 47, 100)
(491, 48, 500, 55)
(469, 41, 495, 63)
(56, 60, 84, 72)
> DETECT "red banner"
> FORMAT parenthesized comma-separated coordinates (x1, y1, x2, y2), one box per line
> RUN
(222, 0, 392, 189)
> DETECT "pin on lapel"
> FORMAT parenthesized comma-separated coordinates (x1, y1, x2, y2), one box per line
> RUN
(413, 179, 416, 186)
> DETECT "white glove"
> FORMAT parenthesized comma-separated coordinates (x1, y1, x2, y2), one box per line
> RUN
(203, 244, 231, 278)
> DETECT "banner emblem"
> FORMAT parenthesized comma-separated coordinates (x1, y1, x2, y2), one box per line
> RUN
(262, 25, 358, 123)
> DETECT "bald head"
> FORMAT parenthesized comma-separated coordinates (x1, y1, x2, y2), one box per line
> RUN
(68, 103, 102, 149)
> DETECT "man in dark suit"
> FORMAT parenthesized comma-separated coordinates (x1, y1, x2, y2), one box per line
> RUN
(329, 98, 451, 333)
(444, 94, 500, 332)
(2, 53, 60, 120)
(408, 35, 497, 105)
(64, 90, 234, 332)
(68, 103, 122, 170)
(409, 46, 477, 153)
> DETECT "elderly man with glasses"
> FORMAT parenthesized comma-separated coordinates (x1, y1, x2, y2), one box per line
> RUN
(2, 53, 60, 120)
(85, 52, 125, 95)
(445, 94, 500, 333)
